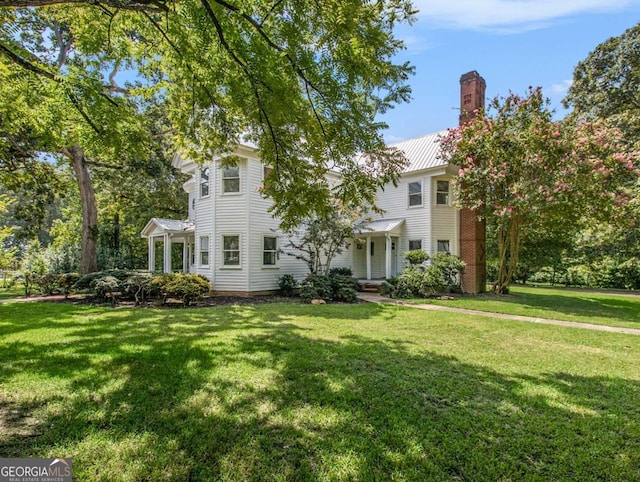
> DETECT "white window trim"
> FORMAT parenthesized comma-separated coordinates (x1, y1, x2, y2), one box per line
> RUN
(435, 179, 451, 206)
(262, 234, 279, 269)
(221, 164, 242, 195)
(436, 239, 451, 253)
(200, 166, 211, 199)
(221, 233, 242, 269)
(199, 235, 210, 267)
(408, 180, 423, 208)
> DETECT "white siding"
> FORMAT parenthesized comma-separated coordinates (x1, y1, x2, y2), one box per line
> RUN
(214, 156, 249, 291)
(376, 171, 433, 272)
(245, 157, 306, 292)
(170, 144, 459, 291)
(430, 176, 459, 256)
(194, 161, 215, 282)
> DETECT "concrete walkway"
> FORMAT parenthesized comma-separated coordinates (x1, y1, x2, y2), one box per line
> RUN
(357, 292, 640, 336)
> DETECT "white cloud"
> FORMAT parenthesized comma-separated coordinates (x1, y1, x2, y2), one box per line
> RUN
(412, 0, 637, 33)
(550, 79, 573, 94)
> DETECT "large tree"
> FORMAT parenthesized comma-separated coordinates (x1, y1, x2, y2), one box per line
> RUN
(1, 1, 414, 272)
(441, 87, 639, 294)
(564, 21, 640, 142)
(563, 21, 640, 282)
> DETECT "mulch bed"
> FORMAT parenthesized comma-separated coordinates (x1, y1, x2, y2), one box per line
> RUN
(2, 293, 363, 308)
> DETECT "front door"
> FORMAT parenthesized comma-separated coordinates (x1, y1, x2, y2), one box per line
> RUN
(391, 237, 398, 277)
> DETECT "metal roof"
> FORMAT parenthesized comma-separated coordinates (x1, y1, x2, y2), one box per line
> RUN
(355, 218, 405, 235)
(141, 218, 195, 237)
(390, 130, 447, 173)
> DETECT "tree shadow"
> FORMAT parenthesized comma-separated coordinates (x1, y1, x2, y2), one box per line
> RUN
(0, 304, 638, 480)
(477, 290, 640, 325)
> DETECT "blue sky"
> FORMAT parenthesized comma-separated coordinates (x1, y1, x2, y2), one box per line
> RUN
(380, 0, 640, 143)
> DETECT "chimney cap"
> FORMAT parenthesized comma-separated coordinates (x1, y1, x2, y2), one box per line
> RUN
(460, 71, 486, 86)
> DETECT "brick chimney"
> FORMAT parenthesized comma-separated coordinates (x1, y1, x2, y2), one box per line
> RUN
(458, 71, 487, 294)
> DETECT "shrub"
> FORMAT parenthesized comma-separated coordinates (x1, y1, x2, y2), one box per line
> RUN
(431, 253, 465, 290)
(300, 274, 333, 301)
(57, 273, 80, 298)
(149, 274, 176, 304)
(328, 267, 353, 277)
(330, 274, 359, 302)
(91, 276, 121, 304)
(33, 273, 60, 295)
(618, 257, 640, 290)
(394, 266, 425, 298)
(123, 273, 154, 304)
(404, 249, 429, 266)
(380, 277, 398, 297)
(160, 273, 210, 306)
(278, 274, 299, 297)
(419, 265, 446, 296)
(75, 269, 138, 291)
(383, 264, 450, 298)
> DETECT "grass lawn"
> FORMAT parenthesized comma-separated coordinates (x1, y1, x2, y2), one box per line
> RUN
(0, 282, 24, 300)
(1, 301, 639, 480)
(409, 285, 640, 330)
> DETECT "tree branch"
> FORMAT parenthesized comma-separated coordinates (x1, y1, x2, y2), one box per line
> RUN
(200, 0, 283, 163)
(0, 42, 57, 81)
(142, 11, 218, 107)
(0, 0, 169, 12)
(106, 59, 130, 94)
(211, 0, 326, 99)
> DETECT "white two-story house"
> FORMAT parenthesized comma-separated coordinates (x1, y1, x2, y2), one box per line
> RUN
(142, 71, 487, 294)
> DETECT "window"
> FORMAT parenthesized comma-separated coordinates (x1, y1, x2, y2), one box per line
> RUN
(222, 166, 240, 193)
(263, 236, 278, 266)
(200, 167, 210, 197)
(436, 180, 450, 205)
(263, 164, 273, 181)
(370, 241, 375, 256)
(409, 239, 422, 251)
(437, 240, 450, 253)
(408, 181, 422, 207)
(200, 236, 209, 265)
(262, 164, 273, 191)
(222, 235, 240, 266)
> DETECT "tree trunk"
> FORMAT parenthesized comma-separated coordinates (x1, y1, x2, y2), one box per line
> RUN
(493, 214, 521, 294)
(113, 212, 120, 253)
(64, 145, 98, 274)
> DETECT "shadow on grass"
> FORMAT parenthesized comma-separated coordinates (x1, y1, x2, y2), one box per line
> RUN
(0, 303, 638, 480)
(497, 289, 640, 325)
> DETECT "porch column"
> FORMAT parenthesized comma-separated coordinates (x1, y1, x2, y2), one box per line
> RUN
(182, 241, 188, 273)
(385, 234, 392, 279)
(148, 236, 155, 272)
(163, 234, 172, 273)
(366, 236, 372, 281)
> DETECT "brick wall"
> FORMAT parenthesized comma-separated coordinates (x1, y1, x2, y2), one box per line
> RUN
(458, 71, 487, 294)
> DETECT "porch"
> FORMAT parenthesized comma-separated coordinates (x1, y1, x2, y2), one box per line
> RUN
(141, 218, 195, 273)
(353, 218, 404, 281)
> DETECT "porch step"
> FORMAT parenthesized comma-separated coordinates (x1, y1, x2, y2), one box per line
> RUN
(359, 283, 382, 293)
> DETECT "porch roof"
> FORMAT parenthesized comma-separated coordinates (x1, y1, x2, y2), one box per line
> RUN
(355, 218, 405, 236)
(141, 218, 195, 238)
